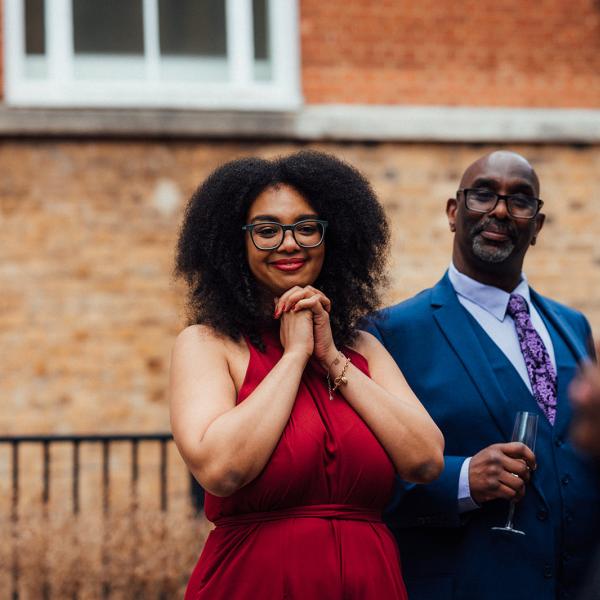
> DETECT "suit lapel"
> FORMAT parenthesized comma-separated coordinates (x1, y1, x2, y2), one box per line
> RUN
(431, 275, 514, 442)
(531, 290, 585, 440)
(432, 274, 549, 506)
(530, 290, 588, 364)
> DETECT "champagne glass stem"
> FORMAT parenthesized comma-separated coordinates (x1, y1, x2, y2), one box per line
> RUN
(492, 412, 538, 536)
(505, 501, 516, 529)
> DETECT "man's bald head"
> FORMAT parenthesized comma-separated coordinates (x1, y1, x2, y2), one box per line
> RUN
(459, 151, 540, 197)
(447, 150, 545, 291)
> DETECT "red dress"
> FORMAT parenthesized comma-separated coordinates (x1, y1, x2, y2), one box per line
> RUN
(185, 331, 408, 599)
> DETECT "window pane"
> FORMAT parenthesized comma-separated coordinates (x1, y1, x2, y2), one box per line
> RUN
(24, 0, 47, 78)
(25, 0, 45, 55)
(158, 0, 227, 82)
(159, 0, 226, 57)
(73, 0, 144, 55)
(253, 0, 268, 60)
(253, 0, 272, 81)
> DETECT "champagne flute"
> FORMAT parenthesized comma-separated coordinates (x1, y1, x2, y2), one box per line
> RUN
(491, 411, 538, 535)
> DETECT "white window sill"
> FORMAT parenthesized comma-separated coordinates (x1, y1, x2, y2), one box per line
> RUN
(0, 105, 598, 142)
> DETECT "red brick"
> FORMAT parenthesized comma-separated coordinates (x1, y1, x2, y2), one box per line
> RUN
(300, 0, 600, 107)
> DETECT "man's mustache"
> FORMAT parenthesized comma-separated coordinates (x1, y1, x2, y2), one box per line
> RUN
(470, 217, 517, 240)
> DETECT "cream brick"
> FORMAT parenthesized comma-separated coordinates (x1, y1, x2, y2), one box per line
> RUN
(1, 141, 598, 435)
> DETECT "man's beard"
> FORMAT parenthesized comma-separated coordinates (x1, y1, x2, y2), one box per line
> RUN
(470, 217, 517, 263)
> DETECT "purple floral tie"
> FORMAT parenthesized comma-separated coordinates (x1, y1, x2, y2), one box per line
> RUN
(507, 294, 557, 425)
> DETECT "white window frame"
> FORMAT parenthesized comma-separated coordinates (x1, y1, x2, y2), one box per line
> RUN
(3, 0, 302, 110)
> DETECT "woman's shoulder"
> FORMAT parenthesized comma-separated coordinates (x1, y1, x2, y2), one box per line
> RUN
(175, 323, 221, 345)
(171, 325, 251, 389)
(172, 324, 244, 361)
(344, 330, 385, 372)
(349, 329, 382, 356)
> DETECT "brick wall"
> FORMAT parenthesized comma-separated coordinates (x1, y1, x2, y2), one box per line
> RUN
(301, 0, 600, 107)
(1, 141, 599, 435)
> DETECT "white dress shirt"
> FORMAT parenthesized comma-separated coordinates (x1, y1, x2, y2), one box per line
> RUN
(447, 263, 556, 512)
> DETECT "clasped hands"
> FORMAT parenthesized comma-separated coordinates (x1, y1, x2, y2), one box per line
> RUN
(273, 285, 339, 369)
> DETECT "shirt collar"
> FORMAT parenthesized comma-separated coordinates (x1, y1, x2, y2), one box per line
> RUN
(448, 262, 531, 322)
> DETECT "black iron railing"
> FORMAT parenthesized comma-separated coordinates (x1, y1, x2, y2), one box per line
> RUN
(0, 433, 204, 514)
(0, 433, 204, 600)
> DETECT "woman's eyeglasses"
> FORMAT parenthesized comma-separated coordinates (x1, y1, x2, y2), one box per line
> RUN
(243, 219, 328, 251)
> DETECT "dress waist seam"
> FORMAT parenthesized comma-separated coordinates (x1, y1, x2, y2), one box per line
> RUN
(213, 503, 382, 528)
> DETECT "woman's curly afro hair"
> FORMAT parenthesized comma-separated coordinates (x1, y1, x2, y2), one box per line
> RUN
(175, 150, 389, 350)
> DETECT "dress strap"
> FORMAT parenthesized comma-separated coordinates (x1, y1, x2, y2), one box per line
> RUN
(213, 504, 382, 527)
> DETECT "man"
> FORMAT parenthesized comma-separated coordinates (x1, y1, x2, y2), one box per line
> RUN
(570, 356, 600, 600)
(371, 151, 600, 600)
(571, 356, 600, 457)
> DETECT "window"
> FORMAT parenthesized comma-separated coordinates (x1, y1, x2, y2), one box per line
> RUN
(4, 0, 301, 110)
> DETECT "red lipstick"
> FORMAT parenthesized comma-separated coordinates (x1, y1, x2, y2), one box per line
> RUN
(270, 258, 306, 272)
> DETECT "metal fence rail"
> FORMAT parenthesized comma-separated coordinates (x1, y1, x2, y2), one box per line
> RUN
(0, 433, 204, 600)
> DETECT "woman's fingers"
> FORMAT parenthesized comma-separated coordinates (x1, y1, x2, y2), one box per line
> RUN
(306, 286, 331, 313)
(292, 296, 326, 315)
(274, 286, 303, 317)
(282, 288, 315, 311)
(288, 294, 331, 312)
(275, 286, 331, 317)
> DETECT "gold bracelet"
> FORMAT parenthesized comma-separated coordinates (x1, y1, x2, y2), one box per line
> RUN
(326, 352, 344, 372)
(326, 353, 351, 400)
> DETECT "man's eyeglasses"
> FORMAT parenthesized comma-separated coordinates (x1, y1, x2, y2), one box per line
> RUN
(457, 188, 544, 220)
(242, 219, 328, 251)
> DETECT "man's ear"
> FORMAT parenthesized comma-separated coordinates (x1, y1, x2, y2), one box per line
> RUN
(446, 198, 457, 232)
(531, 213, 545, 245)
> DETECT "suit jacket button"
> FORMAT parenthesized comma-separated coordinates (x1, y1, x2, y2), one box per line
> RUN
(561, 475, 570, 485)
(543, 564, 553, 578)
(537, 510, 548, 521)
(555, 438, 563, 447)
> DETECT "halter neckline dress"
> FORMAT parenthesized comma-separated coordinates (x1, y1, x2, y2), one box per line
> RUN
(184, 330, 407, 599)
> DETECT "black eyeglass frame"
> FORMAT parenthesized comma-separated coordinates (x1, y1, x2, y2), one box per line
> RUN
(457, 188, 544, 220)
(242, 219, 329, 251)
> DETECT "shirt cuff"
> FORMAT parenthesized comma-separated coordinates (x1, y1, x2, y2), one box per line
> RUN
(458, 457, 480, 513)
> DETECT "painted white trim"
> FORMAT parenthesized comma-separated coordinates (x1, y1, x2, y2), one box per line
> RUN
(143, 0, 160, 81)
(226, 0, 253, 85)
(47, 0, 73, 85)
(0, 105, 599, 142)
(3, 0, 25, 93)
(5, 82, 300, 110)
(271, 0, 301, 98)
(3, 0, 301, 110)
(295, 105, 600, 142)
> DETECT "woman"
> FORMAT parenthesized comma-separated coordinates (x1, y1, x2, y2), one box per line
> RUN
(170, 150, 444, 599)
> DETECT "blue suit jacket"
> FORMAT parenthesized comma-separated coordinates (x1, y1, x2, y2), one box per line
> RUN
(370, 273, 600, 600)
